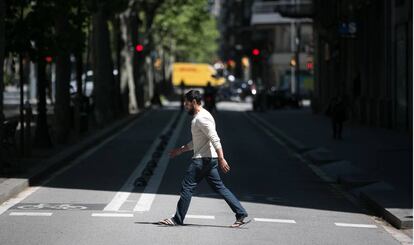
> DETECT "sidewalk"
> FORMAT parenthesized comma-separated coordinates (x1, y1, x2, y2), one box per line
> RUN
(250, 107, 412, 230)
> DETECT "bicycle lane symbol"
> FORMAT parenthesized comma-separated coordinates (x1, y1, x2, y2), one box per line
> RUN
(12, 203, 98, 211)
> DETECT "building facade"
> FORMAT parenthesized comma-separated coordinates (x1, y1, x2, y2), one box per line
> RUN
(312, 0, 412, 132)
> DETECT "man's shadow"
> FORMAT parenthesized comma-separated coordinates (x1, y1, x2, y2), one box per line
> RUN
(134, 221, 248, 229)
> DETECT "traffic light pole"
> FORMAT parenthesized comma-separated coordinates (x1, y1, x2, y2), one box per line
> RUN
(295, 22, 301, 102)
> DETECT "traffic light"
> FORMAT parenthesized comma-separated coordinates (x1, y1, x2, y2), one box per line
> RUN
(290, 57, 297, 67)
(306, 60, 313, 70)
(226, 59, 236, 69)
(241, 57, 249, 68)
(45, 56, 53, 63)
(135, 44, 144, 52)
(252, 48, 260, 56)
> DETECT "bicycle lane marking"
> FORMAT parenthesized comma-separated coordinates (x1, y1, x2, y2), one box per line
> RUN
(0, 112, 151, 217)
(11, 203, 100, 211)
(0, 187, 41, 216)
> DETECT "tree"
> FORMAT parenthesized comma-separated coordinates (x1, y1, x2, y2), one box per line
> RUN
(90, 0, 128, 125)
(118, 2, 139, 113)
(152, 0, 219, 63)
(54, 1, 72, 143)
(4, 1, 55, 148)
(150, 0, 219, 95)
(0, 0, 6, 166)
(26, 1, 56, 147)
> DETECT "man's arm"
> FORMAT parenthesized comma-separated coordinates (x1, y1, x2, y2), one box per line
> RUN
(169, 141, 193, 158)
(216, 148, 230, 174)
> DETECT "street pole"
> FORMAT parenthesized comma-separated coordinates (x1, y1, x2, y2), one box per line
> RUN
(290, 21, 296, 95)
(19, 3, 25, 155)
(19, 54, 24, 156)
(295, 22, 301, 105)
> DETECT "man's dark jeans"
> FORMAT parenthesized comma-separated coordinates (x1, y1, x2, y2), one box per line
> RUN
(173, 157, 247, 225)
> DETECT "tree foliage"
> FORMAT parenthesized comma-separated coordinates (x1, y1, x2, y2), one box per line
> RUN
(152, 0, 219, 63)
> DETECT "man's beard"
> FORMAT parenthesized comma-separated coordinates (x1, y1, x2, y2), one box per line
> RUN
(187, 107, 195, 116)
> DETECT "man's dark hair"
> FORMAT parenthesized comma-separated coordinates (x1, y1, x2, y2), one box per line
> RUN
(185, 90, 202, 105)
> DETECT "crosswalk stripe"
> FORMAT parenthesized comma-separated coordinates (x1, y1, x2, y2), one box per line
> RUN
(186, 215, 215, 220)
(335, 223, 377, 228)
(92, 213, 134, 218)
(9, 212, 53, 216)
(254, 218, 296, 224)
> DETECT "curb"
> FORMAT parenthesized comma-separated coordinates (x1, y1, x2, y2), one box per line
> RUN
(360, 189, 413, 229)
(247, 112, 311, 152)
(246, 111, 413, 230)
(0, 110, 148, 205)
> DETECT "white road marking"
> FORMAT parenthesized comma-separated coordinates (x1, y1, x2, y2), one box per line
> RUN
(92, 213, 134, 218)
(41, 112, 151, 188)
(104, 112, 179, 212)
(9, 212, 52, 216)
(0, 186, 40, 216)
(1, 113, 150, 216)
(254, 218, 296, 224)
(335, 223, 377, 228)
(133, 113, 186, 212)
(186, 215, 215, 220)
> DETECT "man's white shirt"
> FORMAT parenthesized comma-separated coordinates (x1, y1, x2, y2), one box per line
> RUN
(186, 108, 222, 158)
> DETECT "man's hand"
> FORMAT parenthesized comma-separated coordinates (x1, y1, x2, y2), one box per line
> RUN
(168, 148, 183, 158)
(218, 158, 230, 174)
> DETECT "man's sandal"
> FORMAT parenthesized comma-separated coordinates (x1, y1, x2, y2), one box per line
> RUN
(158, 218, 178, 226)
(230, 219, 251, 228)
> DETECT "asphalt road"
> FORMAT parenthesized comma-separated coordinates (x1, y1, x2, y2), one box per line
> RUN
(0, 102, 405, 245)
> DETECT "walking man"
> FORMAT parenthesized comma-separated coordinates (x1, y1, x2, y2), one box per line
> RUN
(159, 90, 248, 227)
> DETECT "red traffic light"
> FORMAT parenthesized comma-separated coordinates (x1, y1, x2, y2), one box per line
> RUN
(306, 61, 313, 70)
(45, 56, 53, 63)
(252, 49, 260, 56)
(135, 44, 144, 52)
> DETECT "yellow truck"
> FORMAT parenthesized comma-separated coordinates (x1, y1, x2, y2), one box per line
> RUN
(172, 63, 225, 87)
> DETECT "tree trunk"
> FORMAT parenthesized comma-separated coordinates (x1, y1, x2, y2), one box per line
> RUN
(0, 0, 6, 167)
(73, 51, 83, 135)
(34, 56, 52, 147)
(120, 11, 137, 113)
(54, 13, 71, 143)
(111, 17, 123, 118)
(0, 0, 5, 121)
(92, 6, 116, 126)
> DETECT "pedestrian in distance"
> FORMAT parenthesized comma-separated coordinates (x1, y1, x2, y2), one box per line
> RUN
(158, 90, 249, 228)
(326, 94, 349, 139)
(203, 81, 217, 113)
(180, 80, 185, 111)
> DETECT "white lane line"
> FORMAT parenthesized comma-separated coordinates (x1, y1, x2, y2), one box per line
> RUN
(40, 112, 151, 188)
(254, 218, 296, 224)
(186, 215, 215, 220)
(335, 223, 377, 228)
(133, 113, 186, 212)
(9, 212, 53, 216)
(92, 213, 134, 218)
(103, 112, 179, 212)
